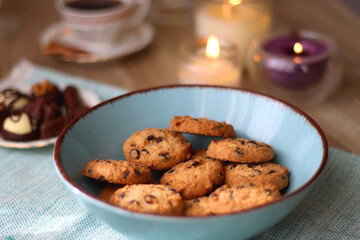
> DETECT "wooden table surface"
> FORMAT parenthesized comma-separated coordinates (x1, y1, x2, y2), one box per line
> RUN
(0, 0, 359, 154)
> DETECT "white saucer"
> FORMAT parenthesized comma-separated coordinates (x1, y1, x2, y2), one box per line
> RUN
(39, 22, 155, 63)
(0, 86, 101, 149)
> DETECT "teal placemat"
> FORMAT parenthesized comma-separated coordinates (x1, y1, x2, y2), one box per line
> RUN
(1, 60, 359, 239)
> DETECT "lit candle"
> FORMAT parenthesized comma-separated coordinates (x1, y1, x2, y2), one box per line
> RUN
(261, 35, 331, 89)
(177, 36, 240, 86)
(194, 0, 272, 63)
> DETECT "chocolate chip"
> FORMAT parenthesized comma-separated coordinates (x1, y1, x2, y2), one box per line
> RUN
(87, 168, 92, 174)
(96, 159, 100, 162)
(156, 137, 163, 143)
(234, 148, 245, 156)
(237, 139, 245, 145)
(123, 171, 130, 179)
(265, 189, 272, 196)
(282, 175, 287, 180)
(168, 200, 173, 207)
(250, 183, 255, 186)
(118, 192, 125, 198)
(228, 163, 237, 170)
(167, 169, 175, 174)
(147, 135, 154, 141)
(98, 175, 105, 181)
(247, 140, 258, 145)
(135, 169, 141, 177)
(168, 188, 177, 193)
(268, 170, 276, 174)
(144, 194, 156, 204)
(229, 190, 234, 200)
(193, 198, 200, 203)
(247, 163, 255, 168)
(141, 149, 149, 155)
(106, 160, 111, 164)
(159, 153, 169, 161)
(129, 149, 140, 159)
(254, 169, 262, 175)
(236, 185, 245, 189)
(190, 160, 200, 167)
(191, 118, 199, 121)
(218, 123, 224, 128)
(129, 200, 139, 205)
(130, 144, 136, 147)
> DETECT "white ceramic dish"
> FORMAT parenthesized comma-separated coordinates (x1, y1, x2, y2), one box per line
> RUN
(0, 87, 101, 149)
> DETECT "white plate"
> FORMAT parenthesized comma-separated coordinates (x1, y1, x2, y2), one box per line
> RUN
(0, 87, 101, 149)
(39, 22, 154, 63)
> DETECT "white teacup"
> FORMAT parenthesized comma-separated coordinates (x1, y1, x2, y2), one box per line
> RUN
(55, 0, 150, 44)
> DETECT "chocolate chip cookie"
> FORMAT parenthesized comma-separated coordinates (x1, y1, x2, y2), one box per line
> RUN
(208, 184, 281, 214)
(225, 162, 289, 190)
(123, 128, 191, 170)
(169, 115, 236, 138)
(184, 196, 212, 217)
(109, 184, 185, 215)
(82, 159, 152, 184)
(206, 138, 274, 163)
(160, 157, 224, 199)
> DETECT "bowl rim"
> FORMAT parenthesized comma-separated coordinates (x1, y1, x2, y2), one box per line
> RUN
(54, 84, 328, 219)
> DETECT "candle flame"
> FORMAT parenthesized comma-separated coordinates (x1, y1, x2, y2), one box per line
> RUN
(293, 42, 303, 54)
(206, 36, 220, 59)
(229, 0, 242, 6)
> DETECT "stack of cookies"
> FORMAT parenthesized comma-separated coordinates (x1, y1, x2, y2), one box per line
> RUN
(81, 115, 289, 216)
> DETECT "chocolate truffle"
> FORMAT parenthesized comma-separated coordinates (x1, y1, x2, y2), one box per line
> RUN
(0, 89, 29, 113)
(1, 112, 38, 141)
(22, 99, 62, 124)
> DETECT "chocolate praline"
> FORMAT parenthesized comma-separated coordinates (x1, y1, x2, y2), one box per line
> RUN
(0, 89, 30, 113)
(1, 112, 38, 141)
(31, 80, 63, 105)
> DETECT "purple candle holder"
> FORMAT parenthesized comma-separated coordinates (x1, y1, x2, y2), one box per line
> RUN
(246, 30, 342, 104)
(262, 35, 330, 89)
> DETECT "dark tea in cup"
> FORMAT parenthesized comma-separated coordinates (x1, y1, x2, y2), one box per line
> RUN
(66, 0, 122, 10)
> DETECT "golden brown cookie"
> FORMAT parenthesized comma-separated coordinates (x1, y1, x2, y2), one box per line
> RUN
(123, 128, 191, 170)
(109, 184, 185, 215)
(184, 197, 212, 217)
(99, 183, 123, 202)
(206, 138, 274, 163)
(82, 159, 152, 184)
(225, 162, 289, 190)
(169, 115, 236, 138)
(160, 157, 224, 199)
(208, 184, 281, 215)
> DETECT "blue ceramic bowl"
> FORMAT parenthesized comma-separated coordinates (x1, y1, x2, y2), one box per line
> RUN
(54, 85, 327, 240)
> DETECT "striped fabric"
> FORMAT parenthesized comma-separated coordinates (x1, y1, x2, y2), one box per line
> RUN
(1, 60, 359, 239)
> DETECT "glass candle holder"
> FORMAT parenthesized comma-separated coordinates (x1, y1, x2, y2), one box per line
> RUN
(246, 30, 343, 104)
(177, 37, 241, 87)
(194, 0, 273, 65)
